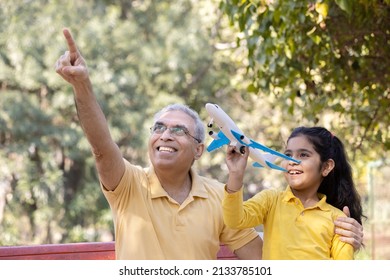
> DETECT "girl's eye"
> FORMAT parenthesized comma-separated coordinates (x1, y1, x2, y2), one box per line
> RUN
(299, 153, 309, 158)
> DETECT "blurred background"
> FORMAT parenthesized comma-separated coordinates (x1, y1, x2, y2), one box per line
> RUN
(0, 0, 389, 259)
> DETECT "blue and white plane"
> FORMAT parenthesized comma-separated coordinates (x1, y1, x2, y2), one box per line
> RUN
(205, 103, 300, 172)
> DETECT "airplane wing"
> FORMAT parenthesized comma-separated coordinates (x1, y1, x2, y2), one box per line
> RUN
(206, 131, 230, 152)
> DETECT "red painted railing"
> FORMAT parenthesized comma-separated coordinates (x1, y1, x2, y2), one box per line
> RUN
(0, 242, 237, 260)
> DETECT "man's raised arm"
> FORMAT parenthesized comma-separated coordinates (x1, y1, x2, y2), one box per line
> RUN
(55, 28, 124, 190)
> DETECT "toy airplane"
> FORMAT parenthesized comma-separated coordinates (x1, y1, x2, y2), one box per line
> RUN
(205, 103, 300, 172)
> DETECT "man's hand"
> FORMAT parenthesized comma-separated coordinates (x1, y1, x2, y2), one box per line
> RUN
(55, 28, 89, 84)
(334, 206, 364, 251)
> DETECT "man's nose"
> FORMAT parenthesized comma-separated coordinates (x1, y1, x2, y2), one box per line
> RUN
(160, 128, 174, 139)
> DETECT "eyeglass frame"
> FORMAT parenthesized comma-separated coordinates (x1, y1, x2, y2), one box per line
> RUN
(150, 122, 201, 143)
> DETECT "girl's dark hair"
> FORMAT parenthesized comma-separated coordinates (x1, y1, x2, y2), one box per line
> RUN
(287, 126, 364, 224)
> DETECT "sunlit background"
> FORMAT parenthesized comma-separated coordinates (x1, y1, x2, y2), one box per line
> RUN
(0, 0, 389, 259)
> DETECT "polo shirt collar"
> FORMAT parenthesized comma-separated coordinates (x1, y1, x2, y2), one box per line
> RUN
(147, 166, 208, 199)
(189, 168, 209, 198)
(282, 186, 330, 211)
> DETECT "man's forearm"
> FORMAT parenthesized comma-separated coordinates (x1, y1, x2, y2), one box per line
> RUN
(72, 79, 114, 156)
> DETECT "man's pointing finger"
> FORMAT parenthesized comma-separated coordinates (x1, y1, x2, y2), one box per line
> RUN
(62, 28, 79, 63)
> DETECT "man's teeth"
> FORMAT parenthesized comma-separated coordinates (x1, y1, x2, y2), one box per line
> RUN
(159, 147, 175, 152)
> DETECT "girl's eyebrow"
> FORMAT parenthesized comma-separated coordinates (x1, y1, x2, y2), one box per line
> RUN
(284, 148, 313, 154)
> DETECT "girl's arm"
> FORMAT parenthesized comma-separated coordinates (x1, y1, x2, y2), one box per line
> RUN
(222, 145, 249, 228)
(225, 145, 249, 193)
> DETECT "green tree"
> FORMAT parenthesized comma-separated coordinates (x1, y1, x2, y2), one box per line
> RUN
(220, 0, 390, 160)
(0, 0, 235, 244)
(1, 0, 386, 257)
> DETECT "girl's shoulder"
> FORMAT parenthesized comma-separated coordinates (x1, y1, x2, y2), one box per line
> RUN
(323, 202, 347, 218)
(253, 187, 283, 201)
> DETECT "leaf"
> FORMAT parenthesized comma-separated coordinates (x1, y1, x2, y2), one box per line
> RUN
(335, 0, 353, 16)
(247, 83, 257, 93)
(315, 2, 328, 19)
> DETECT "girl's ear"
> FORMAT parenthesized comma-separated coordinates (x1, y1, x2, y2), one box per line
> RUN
(322, 159, 335, 177)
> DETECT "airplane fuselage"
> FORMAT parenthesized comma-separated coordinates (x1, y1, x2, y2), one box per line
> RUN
(205, 103, 247, 148)
(205, 103, 299, 172)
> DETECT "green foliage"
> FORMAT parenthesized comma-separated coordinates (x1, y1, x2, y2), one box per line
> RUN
(0, 0, 238, 245)
(220, 0, 390, 158)
(0, 0, 388, 256)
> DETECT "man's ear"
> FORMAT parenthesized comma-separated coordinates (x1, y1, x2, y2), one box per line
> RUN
(194, 143, 205, 160)
(322, 159, 335, 177)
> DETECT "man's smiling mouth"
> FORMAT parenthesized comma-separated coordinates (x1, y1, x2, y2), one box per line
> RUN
(158, 146, 176, 153)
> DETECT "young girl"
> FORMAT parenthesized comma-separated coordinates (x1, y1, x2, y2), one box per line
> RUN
(222, 126, 364, 259)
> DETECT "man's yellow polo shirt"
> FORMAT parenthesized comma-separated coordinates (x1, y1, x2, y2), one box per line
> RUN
(223, 186, 354, 260)
(102, 159, 258, 260)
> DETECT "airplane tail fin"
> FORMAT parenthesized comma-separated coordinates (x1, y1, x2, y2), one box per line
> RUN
(265, 161, 287, 172)
(253, 160, 286, 172)
(252, 162, 264, 168)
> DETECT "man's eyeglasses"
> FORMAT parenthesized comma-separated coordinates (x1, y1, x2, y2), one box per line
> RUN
(150, 123, 201, 143)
